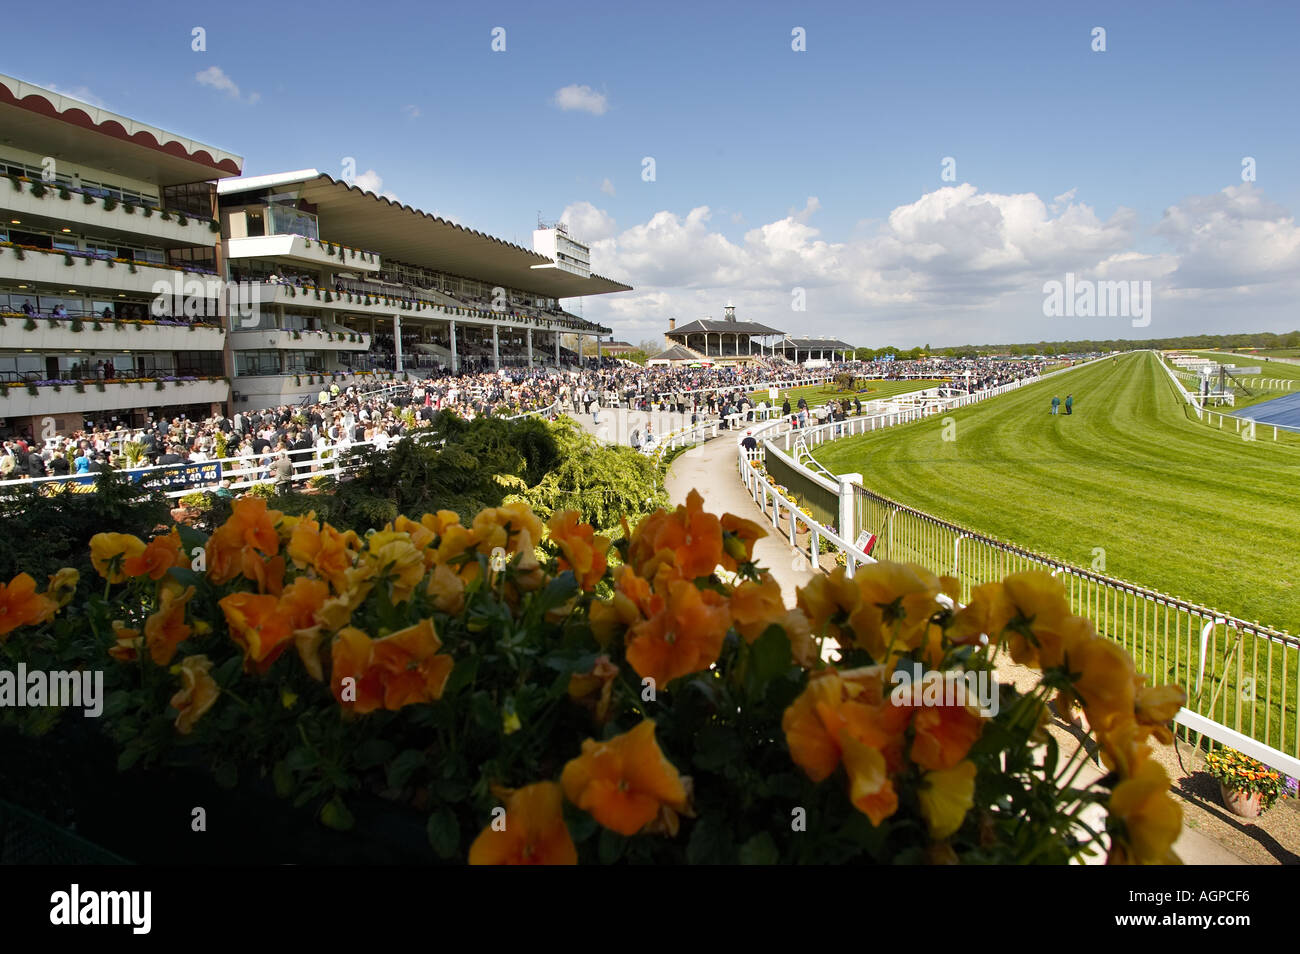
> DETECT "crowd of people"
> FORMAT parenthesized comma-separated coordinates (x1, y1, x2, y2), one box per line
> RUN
(0, 354, 1051, 487)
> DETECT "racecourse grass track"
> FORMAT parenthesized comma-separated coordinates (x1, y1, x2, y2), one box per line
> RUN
(750, 379, 947, 410)
(813, 351, 1300, 635)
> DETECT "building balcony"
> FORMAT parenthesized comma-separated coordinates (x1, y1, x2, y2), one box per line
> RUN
(226, 235, 381, 273)
(0, 375, 228, 416)
(250, 282, 600, 334)
(0, 242, 220, 297)
(2, 177, 220, 246)
(229, 327, 371, 352)
(0, 312, 224, 353)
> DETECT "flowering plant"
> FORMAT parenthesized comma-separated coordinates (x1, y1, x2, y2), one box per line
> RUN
(1204, 748, 1289, 812)
(2, 490, 1188, 864)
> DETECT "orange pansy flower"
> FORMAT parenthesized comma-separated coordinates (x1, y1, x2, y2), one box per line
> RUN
(468, 781, 577, 865)
(123, 529, 186, 581)
(561, 719, 688, 836)
(547, 510, 609, 591)
(278, 577, 330, 631)
(219, 591, 296, 674)
(625, 578, 731, 687)
(144, 584, 195, 666)
(719, 512, 766, 570)
(909, 695, 984, 772)
(729, 575, 787, 643)
(330, 620, 454, 714)
(0, 573, 56, 640)
(169, 654, 220, 735)
(796, 566, 860, 644)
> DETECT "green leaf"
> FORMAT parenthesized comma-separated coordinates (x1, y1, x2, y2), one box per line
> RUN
(686, 814, 734, 864)
(213, 761, 238, 790)
(284, 746, 316, 772)
(320, 796, 355, 831)
(761, 773, 804, 799)
(116, 745, 142, 772)
(272, 760, 293, 798)
(386, 749, 426, 790)
(597, 828, 626, 863)
(426, 809, 459, 859)
(739, 832, 779, 865)
(693, 725, 743, 772)
(563, 804, 598, 843)
(470, 691, 499, 732)
(429, 778, 470, 802)
(212, 655, 243, 689)
(441, 654, 478, 695)
(744, 625, 793, 699)
(352, 738, 395, 770)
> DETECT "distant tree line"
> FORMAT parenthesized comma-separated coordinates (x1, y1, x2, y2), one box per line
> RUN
(927, 330, 1300, 359)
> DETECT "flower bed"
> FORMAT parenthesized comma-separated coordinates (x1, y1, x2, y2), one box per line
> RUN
(0, 491, 1187, 864)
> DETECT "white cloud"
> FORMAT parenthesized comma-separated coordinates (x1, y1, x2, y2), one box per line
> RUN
(195, 66, 259, 104)
(599, 177, 616, 196)
(43, 83, 108, 109)
(351, 169, 399, 203)
(1154, 184, 1300, 290)
(574, 183, 1300, 347)
(559, 201, 617, 243)
(553, 84, 608, 116)
(402, 104, 421, 119)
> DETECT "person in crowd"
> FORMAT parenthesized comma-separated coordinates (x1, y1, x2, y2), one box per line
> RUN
(1051, 395, 1060, 415)
(272, 449, 294, 495)
(1065, 394, 1074, 416)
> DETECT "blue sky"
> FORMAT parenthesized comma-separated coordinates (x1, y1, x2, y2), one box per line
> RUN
(10, 0, 1300, 346)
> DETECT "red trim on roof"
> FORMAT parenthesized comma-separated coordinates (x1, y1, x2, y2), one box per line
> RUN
(0, 84, 242, 177)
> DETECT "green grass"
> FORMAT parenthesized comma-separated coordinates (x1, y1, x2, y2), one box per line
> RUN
(751, 379, 947, 410)
(813, 351, 1300, 634)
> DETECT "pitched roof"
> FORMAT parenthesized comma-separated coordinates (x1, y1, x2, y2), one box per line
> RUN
(648, 344, 703, 362)
(670, 317, 784, 336)
(781, 336, 854, 351)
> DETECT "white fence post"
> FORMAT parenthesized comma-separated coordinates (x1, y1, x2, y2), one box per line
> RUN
(838, 472, 861, 540)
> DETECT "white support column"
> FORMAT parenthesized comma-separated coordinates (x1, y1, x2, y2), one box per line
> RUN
(597, 336, 602, 362)
(554, 331, 560, 365)
(526, 327, 533, 367)
(492, 323, 500, 370)
(450, 320, 458, 374)
(393, 314, 403, 373)
(838, 472, 862, 539)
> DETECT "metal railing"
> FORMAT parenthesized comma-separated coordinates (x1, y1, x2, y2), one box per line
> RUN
(850, 479, 1300, 772)
(737, 352, 1300, 774)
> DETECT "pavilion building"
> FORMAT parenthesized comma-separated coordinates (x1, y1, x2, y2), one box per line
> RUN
(775, 335, 856, 364)
(649, 304, 783, 366)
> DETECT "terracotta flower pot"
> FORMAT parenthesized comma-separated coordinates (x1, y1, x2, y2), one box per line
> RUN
(1219, 782, 1263, 819)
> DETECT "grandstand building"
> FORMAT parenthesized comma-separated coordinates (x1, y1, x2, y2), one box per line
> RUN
(0, 72, 241, 438)
(218, 172, 627, 409)
(0, 74, 632, 434)
(649, 304, 783, 366)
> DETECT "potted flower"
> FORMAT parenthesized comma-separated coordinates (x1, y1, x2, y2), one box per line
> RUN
(1204, 748, 1288, 819)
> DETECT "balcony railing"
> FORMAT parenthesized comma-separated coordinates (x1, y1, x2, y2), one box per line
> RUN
(3, 174, 219, 231)
(0, 241, 218, 277)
